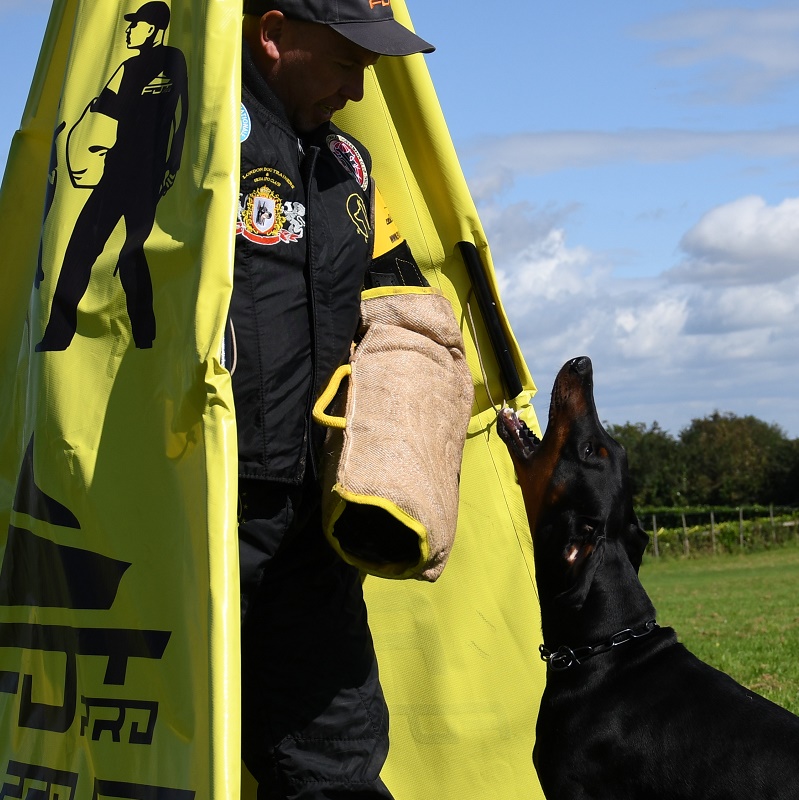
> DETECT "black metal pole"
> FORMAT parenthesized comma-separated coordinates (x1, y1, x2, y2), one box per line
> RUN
(457, 241, 523, 400)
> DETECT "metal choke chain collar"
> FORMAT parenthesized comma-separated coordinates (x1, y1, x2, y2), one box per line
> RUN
(540, 620, 660, 672)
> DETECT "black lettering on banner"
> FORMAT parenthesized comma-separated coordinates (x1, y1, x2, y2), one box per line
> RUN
(0, 672, 20, 694)
(12, 437, 79, 529)
(0, 761, 78, 800)
(0, 434, 130, 612)
(0, 624, 169, 734)
(0, 528, 131, 611)
(92, 780, 195, 800)
(0, 764, 196, 800)
(79, 696, 158, 745)
(19, 647, 77, 734)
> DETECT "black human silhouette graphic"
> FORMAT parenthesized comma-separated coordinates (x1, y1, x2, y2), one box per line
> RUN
(36, 1, 188, 351)
(35, 120, 66, 289)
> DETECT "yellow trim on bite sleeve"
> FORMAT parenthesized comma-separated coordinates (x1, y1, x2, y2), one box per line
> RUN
(312, 364, 351, 429)
(326, 485, 431, 580)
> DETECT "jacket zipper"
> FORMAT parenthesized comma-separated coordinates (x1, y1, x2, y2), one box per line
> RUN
(300, 142, 320, 478)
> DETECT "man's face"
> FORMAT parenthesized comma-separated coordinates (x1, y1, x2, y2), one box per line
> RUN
(126, 20, 155, 49)
(267, 19, 380, 134)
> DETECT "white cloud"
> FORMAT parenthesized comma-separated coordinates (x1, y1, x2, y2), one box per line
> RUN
(496, 228, 599, 305)
(633, 8, 799, 104)
(465, 129, 799, 197)
(484, 200, 799, 436)
(489, 220, 617, 375)
(670, 196, 799, 285)
(478, 199, 579, 263)
(613, 296, 689, 360)
(684, 282, 799, 334)
(638, 8, 799, 67)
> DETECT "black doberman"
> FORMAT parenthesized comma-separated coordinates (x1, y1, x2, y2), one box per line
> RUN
(497, 355, 799, 800)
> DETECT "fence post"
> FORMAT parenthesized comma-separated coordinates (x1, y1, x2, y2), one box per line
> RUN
(681, 512, 689, 556)
(770, 504, 776, 542)
(652, 514, 659, 558)
(739, 507, 744, 550)
(711, 511, 716, 555)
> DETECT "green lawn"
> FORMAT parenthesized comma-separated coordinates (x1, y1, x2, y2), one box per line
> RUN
(639, 541, 799, 715)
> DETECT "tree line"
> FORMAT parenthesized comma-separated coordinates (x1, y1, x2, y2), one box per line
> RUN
(606, 411, 799, 509)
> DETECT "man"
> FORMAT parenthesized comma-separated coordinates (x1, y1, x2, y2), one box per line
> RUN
(230, 2, 437, 798)
(36, 0, 188, 351)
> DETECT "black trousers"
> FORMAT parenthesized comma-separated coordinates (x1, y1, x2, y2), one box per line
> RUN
(38, 168, 157, 351)
(238, 478, 394, 800)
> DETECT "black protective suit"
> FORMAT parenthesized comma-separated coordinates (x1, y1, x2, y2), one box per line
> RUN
(228, 44, 427, 800)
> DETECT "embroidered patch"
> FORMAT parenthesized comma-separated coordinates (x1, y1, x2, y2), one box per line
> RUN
(236, 166, 305, 246)
(327, 134, 369, 191)
(240, 104, 251, 143)
(347, 193, 371, 242)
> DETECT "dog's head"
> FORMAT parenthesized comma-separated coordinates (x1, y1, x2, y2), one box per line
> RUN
(498, 356, 649, 612)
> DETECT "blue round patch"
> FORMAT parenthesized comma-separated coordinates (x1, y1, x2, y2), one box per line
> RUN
(240, 104, 251, 143)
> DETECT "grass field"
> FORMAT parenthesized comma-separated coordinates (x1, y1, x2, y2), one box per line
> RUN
(639, 541, 799, 715)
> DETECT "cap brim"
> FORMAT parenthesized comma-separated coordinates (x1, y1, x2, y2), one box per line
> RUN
(330, 19, 435, 56)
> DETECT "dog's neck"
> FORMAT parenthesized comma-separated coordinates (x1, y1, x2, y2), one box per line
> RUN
(538, 543, 656, 649)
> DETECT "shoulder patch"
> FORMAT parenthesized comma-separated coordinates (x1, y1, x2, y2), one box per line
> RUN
(240, 103, 251, 143)
(327, 134, 369, 191)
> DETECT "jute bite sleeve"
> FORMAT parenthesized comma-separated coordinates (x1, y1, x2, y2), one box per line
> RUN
(313, 286, 474, 581)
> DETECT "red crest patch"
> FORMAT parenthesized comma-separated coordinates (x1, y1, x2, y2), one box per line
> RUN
(327, 135, 369, 191)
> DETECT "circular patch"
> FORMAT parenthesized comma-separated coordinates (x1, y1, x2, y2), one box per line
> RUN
(240, 104, 251, 143)
(327, 134, 369, 191)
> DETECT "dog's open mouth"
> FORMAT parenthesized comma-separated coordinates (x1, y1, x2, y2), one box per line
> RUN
(497, 407, 541, 461)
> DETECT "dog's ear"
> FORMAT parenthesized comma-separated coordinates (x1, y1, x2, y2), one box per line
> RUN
(624, 520, 649, 573)
(554, 517, 606, 611)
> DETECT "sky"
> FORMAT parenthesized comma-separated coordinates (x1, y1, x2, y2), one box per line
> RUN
(2, 1, 799, 436)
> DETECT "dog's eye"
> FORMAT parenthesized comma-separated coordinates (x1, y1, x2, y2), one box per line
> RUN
(583, 443, 594, 458)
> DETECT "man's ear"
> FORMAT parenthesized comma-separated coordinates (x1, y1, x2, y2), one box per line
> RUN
(554, 517, 606, 611)
(624, 520, 649, 573)
(260, 10, 286, 62)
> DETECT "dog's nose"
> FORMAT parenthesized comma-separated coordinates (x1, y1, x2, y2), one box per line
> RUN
(569, 356, 592, 376)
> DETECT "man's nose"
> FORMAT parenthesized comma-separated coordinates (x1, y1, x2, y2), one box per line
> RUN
(341, 70, 366, 103)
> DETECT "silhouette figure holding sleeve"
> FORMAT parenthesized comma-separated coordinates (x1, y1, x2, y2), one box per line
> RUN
(37, 1, 188, 351)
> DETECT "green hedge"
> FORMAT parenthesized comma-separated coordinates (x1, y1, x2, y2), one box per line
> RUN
(642, 512, 799, 558)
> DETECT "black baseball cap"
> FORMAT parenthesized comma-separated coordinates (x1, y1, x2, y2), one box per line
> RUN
(242, 0, 435, 56)
(125, 1, 171, 30)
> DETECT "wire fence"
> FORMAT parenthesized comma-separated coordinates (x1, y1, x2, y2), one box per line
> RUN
(641, 506, 799, 558)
